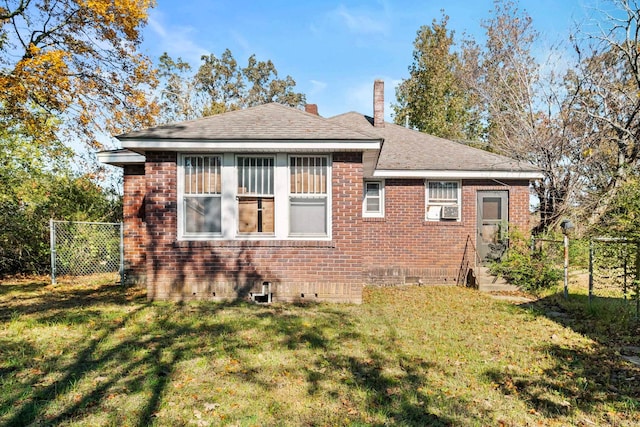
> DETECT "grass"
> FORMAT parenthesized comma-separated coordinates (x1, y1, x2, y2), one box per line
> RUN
(0, 275, 639, 426)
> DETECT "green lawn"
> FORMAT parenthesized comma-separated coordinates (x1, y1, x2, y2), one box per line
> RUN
(0, 276, 638, 426)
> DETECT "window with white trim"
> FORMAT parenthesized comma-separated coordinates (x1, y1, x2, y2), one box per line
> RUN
(289, 156, 329, 236)
(363, 180, 384, 217)
(237, 156, 275, 234)
(426, 181, 461, 221)
(183, 155, 222, 235)
(178, 153, 331, 240)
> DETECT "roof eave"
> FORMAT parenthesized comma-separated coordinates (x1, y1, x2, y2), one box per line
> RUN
(96, 150, 146, 167)
(373, 169, 544, 180)
(120, 138, 382, 153)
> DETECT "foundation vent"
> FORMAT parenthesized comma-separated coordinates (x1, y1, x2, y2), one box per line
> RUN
(251, 282, 272, 304)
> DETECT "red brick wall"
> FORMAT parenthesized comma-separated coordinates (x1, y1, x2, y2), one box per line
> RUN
(124, 150, 533, 301)
(123, 165, 146, 286)
(141, 151, 364, 303)
(362, 179, 531, 284)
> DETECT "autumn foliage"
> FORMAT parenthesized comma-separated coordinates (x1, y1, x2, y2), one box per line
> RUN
(0, 0, 159, 149)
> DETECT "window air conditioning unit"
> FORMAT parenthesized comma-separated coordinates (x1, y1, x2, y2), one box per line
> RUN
(441, 206, 459, 219)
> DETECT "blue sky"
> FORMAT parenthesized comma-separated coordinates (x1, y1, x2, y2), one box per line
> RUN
(141, 0, 604, 122)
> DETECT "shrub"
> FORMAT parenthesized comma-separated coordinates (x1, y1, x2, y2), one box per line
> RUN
(0, 174, 122, 277)
(490, 227, 562, 293)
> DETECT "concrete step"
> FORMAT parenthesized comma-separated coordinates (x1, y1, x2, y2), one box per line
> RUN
(472, 267, 534, 303)
(475, 266, 521, 294)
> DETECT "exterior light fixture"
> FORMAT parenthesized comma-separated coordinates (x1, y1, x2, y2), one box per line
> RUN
(560, 219, 574, 235)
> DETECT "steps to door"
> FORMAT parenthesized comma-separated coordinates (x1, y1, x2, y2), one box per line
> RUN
(475, 266, 533, 303)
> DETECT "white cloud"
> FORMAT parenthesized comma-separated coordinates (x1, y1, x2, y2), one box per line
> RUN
(309, 80, 328, 96)
(146, 10, 209, 64)
(147, 13, 167, 38)
(330, 4, 389, 35)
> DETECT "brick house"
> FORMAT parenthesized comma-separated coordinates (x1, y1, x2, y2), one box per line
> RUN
(98, 80, 542, 303)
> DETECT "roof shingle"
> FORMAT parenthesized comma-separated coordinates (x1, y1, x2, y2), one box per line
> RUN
(114, 101, 540, 175)
(328, 112, 539, 172)
(118, 103, 378, 141)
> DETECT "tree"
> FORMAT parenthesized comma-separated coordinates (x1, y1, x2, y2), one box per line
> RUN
(460, 0, 584, 232)
(566, 0, 640, 227)
(461, 0, 540, 157)
(157, 53, 199, 123)
(392, 13, 479, 140)
(195, 49, 245, 115)
(0, 130, 121, 276)
(0, 0, 159, 149)
(591, 175, 640, 240)
(241, 54, 305, 108)
(157, 49, 306, 123)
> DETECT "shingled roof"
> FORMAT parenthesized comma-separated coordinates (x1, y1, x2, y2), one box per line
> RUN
(328, 112, 540, 174)
(117, 102, 377, 141)
(107, 97, 540, 179)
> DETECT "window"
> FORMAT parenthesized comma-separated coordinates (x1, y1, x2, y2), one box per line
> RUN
(183, 155, 222, 235)
(237, 156, 275, 234)
(426, 181, 460, 221)
(289, 156, 329, 236)
(178, 153, 331, 240)
(363, 180, 384, 217)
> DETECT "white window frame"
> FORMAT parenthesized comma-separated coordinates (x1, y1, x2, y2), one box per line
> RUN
(425, 180, 461, 221)
(177, 153, 332, 241)
(236, 155, 276, 236)
(178, 154, 223, 239)
(363, 180, 384, 218)
(288, 155, 331, 238)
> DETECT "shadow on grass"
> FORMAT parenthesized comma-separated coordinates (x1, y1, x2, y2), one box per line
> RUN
(0, 282, 484, 426)
(0, 280, 144, 322)
(0, 280, 48, 296)
(493, 292, 640, 422)
(0, 283, 242, 427)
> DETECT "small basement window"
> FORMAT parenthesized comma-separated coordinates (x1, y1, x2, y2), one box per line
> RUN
(426, 181, 460, 221)
(363, 180, 384, 217)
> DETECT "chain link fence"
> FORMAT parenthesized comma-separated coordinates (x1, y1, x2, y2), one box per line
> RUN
(589, 238, 639, 318)
(516, 235, 639, 319)
(50, 220, 123, 285)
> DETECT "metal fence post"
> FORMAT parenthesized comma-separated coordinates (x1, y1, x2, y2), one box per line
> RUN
(623, 245, 628, 301)
(588, 240, 593, 306)
(50, 219, 56, 285)
(119, 222, 125, 286)
(563, 233, 569, 299)
(635, 243, 640, 321)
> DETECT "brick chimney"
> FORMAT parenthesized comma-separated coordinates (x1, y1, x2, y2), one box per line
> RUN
(305, 103, 319, 116)
(373, 79, 384, 127)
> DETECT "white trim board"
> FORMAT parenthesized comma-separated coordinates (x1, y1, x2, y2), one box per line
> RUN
(121, 139, 381, 153)
(373, 169, 544, 180)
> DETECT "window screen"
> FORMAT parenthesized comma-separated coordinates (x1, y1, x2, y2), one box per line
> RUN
(237, 157, 275, 233)
(426, 181, 460, 221)
(289, 156, 328, 235)
(183, 155, 222, 234)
